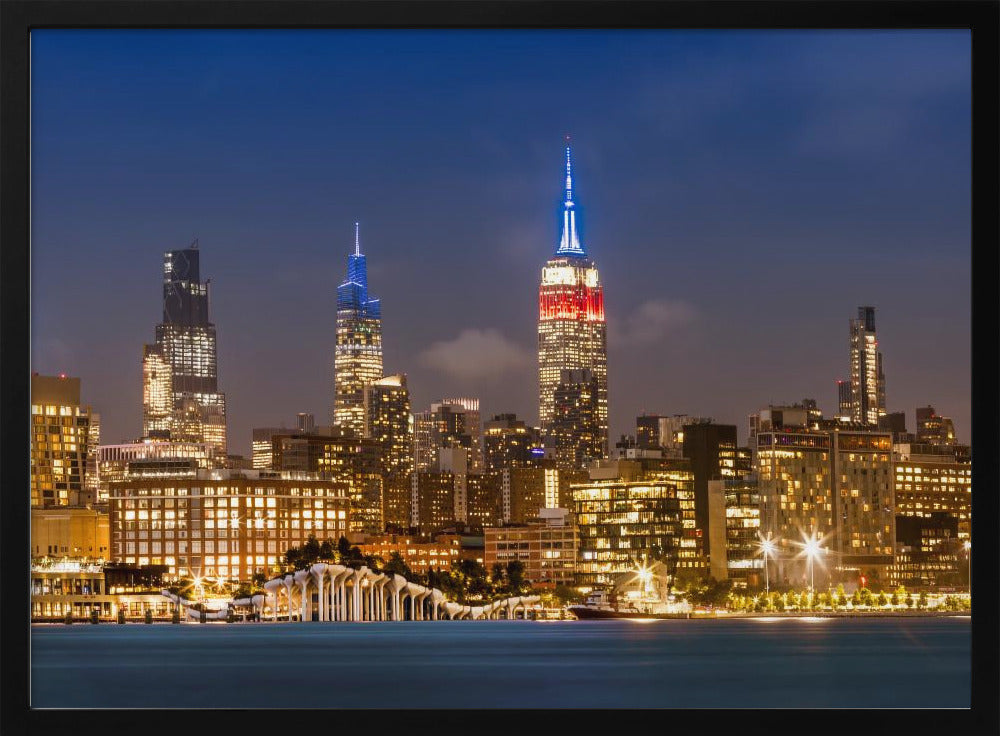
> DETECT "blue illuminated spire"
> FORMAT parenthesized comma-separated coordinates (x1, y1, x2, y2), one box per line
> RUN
(556, 139, 586, 257)
(337, 222, 381, 318)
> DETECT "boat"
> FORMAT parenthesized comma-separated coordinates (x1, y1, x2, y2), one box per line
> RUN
(567, 561, 693, 620)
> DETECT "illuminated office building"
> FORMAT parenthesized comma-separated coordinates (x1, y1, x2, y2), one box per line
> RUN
(333, 223, 383, 435)
(552, 368, 603, 470)
(482, 414, 542, 473)
(538, 144, 607, 456)
(500, 466, 589, 524)
(31, 374, 95, 507)
(848, 306, 886, 426)
(571, 476, 683, 588)
(484, 508, 578, 588)
(414, 399, 482, 473)
(706, 479, 762, 588)
(143, 245, 227, 454)
(364, 374, 414, 529)
(893, 442, 971, 540)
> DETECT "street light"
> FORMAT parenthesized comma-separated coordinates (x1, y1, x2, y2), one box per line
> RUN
(758, 534, 777, 595)
(802, 533, 823, 592)
(963, 540, 971, 592)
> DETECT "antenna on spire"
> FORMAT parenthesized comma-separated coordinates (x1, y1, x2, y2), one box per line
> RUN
(564, 137, 573, 204)
(191, 238, 199, 249)
(354, 222, 360, 256)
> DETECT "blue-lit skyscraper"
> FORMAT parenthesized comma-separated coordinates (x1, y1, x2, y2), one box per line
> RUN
(333, 223, 383, 435)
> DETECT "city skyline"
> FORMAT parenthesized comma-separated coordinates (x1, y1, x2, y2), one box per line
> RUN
(30, 30, 971, 451)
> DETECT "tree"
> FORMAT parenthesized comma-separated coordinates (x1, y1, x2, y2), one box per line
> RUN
(383, 551, 412, 579)
(319, 538, 336, 561)
(337, 535, 352, 559)
(251, 571, 268, 589)
(877, 592, 888, 608)
(505, 561, 528, 595)
(302, 535, 321, 565)
(918, 591, 928, 609)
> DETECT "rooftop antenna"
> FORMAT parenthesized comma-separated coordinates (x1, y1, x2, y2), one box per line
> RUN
(354, 222, 360, 256)
(191, 238, 199, 249)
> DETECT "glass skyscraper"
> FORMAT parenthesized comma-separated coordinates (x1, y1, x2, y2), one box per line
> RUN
(333, 223, 383, 435)
(537, 144, 608, 458)
(143, 245, 227, 455)
(848, 306, 886, 426)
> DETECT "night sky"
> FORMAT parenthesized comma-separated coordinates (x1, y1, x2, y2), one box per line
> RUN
(30, 30, 971, 453)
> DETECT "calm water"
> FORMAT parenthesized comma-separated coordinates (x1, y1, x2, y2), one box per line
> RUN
(31, 617, 970, 708)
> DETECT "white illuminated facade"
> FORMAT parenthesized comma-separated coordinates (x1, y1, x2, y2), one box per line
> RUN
(849, 306, 886, 426)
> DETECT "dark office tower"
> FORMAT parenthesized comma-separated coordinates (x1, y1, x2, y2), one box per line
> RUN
(334, 223, 383, 435)
(635, 415, 662, 449)
(836, 379, 851, 419)
(915, 405, 957, 445)
(538, 142, 608, 455)
(552, 368, 603, 470)
(682, 422, 751, 572)
(482, 414, 542, 473)
(848, 306, 886, 426)
(144, 245, 227, 455)
(878, 411, 908, 437)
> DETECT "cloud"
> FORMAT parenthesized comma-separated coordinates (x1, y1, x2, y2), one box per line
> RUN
(615, 299, 697, 346)
(419, 328, 532, 381)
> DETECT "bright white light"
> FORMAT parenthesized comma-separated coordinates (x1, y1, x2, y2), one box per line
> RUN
(804, 537, 821, 559)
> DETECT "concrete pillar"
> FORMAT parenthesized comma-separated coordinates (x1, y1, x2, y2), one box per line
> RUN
(316, 573, 325, 622)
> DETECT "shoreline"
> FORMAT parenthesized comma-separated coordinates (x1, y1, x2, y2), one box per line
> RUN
(30, 610, 970, 625)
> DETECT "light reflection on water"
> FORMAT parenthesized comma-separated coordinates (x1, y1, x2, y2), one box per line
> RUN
(31, 618, 969, 709)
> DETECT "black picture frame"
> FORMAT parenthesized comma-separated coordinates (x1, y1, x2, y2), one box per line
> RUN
(2, 1, 997, 734)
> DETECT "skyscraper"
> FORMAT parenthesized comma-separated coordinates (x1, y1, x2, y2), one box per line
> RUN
(142, 245, 227, 454)
(848, 306, 886, 426)
(552, 368, 602, 470)
(538, 143, 608, 458)
(364, 374, 414, 530)
(333, 223, 383, 435)
(413, 399, 482, 473)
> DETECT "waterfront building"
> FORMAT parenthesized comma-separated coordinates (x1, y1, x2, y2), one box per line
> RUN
(572, 475, 683, 588)
(893, 441, 971, 543)
(848, 306, 886, 426)
(465, 472, 502, 531)
(891, 512, 965, 590)
(680, 421, 752, 575)
(484, 507, 577, 588)
(143, 245, 227, 454)
(706, 479, 762, 588)
(756, 417, 894, 587)
(482, 414, 542, 473)
(108, 468, 351, 582)
(538, 144, 608, 457)
(333, 223, 383, 435)
(551, 368, 603, 470)
(356, 533, 462, 575)
(31, 505, 110, 559)
(414, 399, 482, 473)
(915, 405, 957, 445)
(30, 559, 173, 621)
(31, 373, 95, 507)
(589, 457, 703, 575)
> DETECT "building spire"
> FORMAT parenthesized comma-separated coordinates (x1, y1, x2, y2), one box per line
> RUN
(556, 136, 585, 257)
(354, 221, 361, 256)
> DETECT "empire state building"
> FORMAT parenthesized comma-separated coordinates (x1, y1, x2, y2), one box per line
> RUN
(537, 143, 608, 460)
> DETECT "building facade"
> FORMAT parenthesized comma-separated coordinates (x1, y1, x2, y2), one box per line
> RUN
(538, 145, 608, 457)
(551, 368, 603, 470)
(108, 468, 351, 582)
(482, 414, 542, 473)
(333, 223, 384, 435)
(706, 479, 763, 588)
(571, 478, 683, 588)
(413, 399, 482, 473)
(848, 306, 886, 426)
(500, 466, 589, 524)
(484, 509, 578, 588)
(31, 374, 94, 507)
(31, 505, 110, 559)
(143, 246, 227, 454)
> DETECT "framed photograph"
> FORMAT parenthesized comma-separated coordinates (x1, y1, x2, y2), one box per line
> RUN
(3, 1, 997, 733)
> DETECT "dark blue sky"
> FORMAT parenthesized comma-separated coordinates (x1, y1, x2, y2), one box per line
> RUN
(31, 30, 971, 452)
